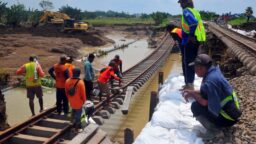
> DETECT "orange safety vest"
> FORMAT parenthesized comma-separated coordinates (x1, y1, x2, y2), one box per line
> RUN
(98, 66, 120, 84)
(171, 28, 182, 39)
(65, 78, 86, 109)
(65, 63, 74, 78)
(54, 64, 68, 88)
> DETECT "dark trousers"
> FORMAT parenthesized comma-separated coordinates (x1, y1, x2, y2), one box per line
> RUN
(179, 43, 186, 83)
(84, 80, 93, 100)
(191, 102, 236, 127)
(56, 88, 69, 114)
(183, 41, 199, 84)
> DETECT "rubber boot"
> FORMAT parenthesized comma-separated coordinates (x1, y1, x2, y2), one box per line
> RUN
(196, 116, 224, 140)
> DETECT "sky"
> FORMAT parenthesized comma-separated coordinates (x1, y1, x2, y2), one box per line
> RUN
(3, 0, 256, 16)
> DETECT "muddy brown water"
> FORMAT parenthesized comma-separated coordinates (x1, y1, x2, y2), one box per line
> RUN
(3, 32, 155, 126)
(100, 53, 181, 143)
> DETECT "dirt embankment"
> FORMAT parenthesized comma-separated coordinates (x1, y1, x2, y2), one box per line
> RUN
(0, 25, 115, 83)
(0, 25, 113, 58)
(233, 22, 256, 32)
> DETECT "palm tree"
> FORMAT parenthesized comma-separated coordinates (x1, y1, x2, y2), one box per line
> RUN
(245, 7, 253, 22)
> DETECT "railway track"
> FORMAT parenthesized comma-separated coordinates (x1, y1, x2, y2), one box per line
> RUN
(208, 22, 256, 75)
(0, 36, 173, 144)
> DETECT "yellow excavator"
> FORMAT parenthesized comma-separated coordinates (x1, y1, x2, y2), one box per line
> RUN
(38, 11, 89, 32)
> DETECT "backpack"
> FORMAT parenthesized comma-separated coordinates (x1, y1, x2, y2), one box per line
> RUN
(68, 79, 80, 96)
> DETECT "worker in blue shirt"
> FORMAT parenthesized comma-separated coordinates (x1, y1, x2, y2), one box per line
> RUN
(178, 0, 206, 89)
(84, 53, 95, 100)
(182, 54, 241, 140)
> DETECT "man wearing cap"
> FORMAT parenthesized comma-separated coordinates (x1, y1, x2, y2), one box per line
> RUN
(182, 54, 241, 140)
(65, 68, 86, 131)
(110, 55, 122, 87)
(164, 24, 189, 83)
(83, 53, 95, 100)
(65, 56, 75, 78)
(178, 0, 206, 89)
(97, 61, 121, 105)
(49, 55, 70, 115)
(16, 55, 45, 116)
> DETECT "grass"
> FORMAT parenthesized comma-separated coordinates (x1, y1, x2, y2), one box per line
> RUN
(84, 17, 154, 26)
(228, 17, 256, 26)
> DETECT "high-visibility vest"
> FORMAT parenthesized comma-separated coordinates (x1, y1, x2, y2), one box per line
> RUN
(171, 28, 182, 38)
(25, 62, 41, 87)
(219, 91, 240, 121)
(181, 7, 206, 42)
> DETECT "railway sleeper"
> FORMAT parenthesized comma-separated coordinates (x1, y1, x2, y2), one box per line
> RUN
(86, 128, 107, 144)
(11, 134, 48, 144)
(113, 98, 124, 105)
(110, 102, 120, 109)
(37, 118, 71, 129)
(49, 113, 70, 121)
(103, 106, 116, 114)
(24, 125, 59, 138)
(92, 116, 104, 125)
(100, 110, 111, 119)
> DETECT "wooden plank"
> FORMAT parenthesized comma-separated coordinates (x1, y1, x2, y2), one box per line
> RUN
(39, 118, 71, 129)
(87, 129, 107, 144)
(121, 86, 134, 115)
(68, 124, 98, 144)
(25, 125, 60, 138)
(100, 137, 113, 144)
(12, 134, 48, 144)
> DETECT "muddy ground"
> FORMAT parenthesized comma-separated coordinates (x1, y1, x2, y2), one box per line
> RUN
(0, 25, 153, 84)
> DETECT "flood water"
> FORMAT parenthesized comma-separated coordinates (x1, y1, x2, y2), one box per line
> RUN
(3, 87, 56, 126)
(81, 32, 154, 71)
(3, 31, 154, 126)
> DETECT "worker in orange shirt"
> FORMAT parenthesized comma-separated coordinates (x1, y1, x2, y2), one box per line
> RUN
(65, 56, 74, 78)
(110, 55, 122, 87)
(49, 55, 70, 115)
(16, 55, 45, 116)
(65, 68, 86, 130)
(97, 61, 121, 105)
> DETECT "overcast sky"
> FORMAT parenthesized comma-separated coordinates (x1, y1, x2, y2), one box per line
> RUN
(3, 0, 256, 16)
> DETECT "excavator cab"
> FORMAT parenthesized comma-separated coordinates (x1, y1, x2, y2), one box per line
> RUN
(62, 19, 89, 33)
(38, 11, 89, 33)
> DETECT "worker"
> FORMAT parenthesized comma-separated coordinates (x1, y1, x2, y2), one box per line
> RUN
(182, 54, 241, 140)
(165, 24, 190, 85)
(65, 56, 74, 78)
(83, 53, 95, 100)
(178, 0, 206, 89)
(97, 61, 121, 105)
(65, 68, 86, 131)
(16, 55, 45, 116)
(48, 55, 69, 115)
(110, 55, 122, 87)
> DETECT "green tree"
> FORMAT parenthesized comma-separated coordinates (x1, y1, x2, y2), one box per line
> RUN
(6, 4, 27, 27)
(0, 1, 7, 23)
(59, 5, 82, 20)
(245, 7, 253, 22)
(39, 0, 54, 11)
(150, 12, 168, 25)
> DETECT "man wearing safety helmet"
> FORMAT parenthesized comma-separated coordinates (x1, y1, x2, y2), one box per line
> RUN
(178, 0, 206, 90)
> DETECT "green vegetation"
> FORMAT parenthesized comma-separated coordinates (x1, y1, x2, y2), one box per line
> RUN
(59, 5, 83, 20)
(0, 0, 170, 27)
(39, 0, 53, 11)
(86, 17, 154, 26)
(245, 7, 253, 22)
(200, 11, 219, 21)
(228, 17, 256, 25)
(150, 12, 169, 25)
